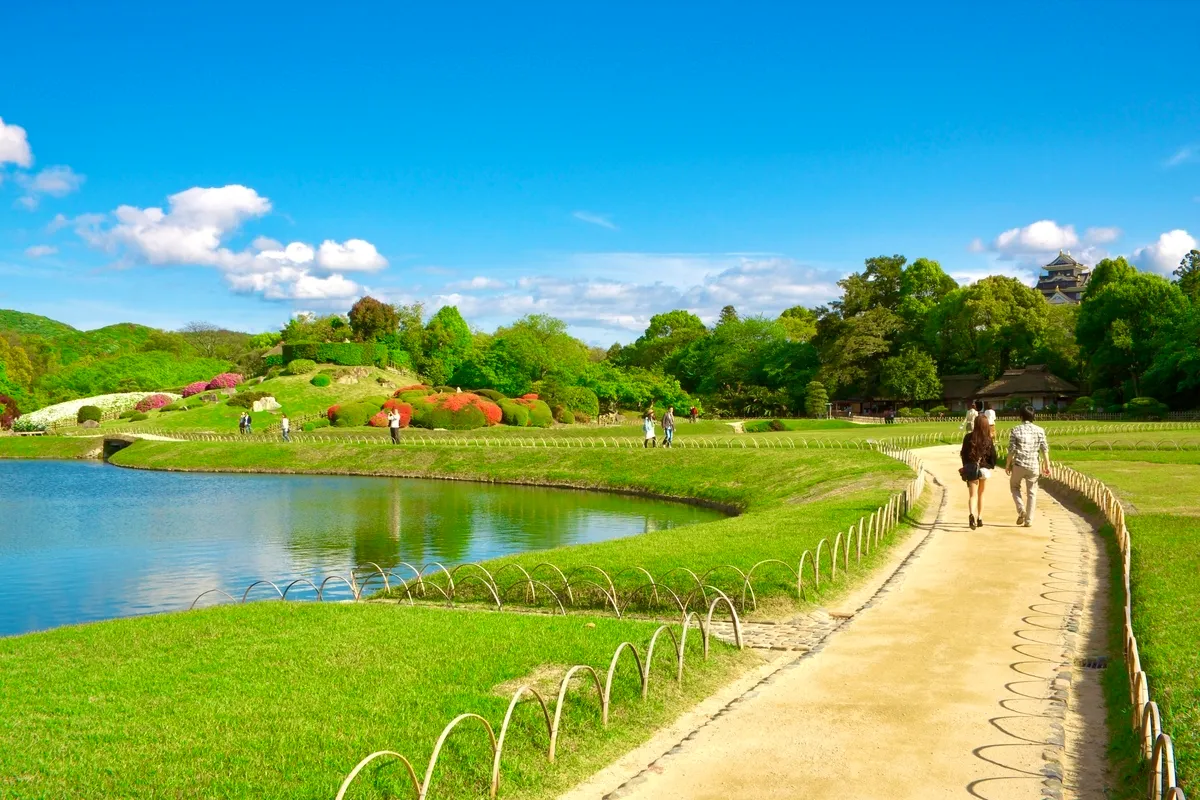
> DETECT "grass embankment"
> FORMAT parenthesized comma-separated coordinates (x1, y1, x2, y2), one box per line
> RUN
(1057, 450, 1200, 793)
(0, 435, 100, 459)
(0, 604, 749, 800)
(112, 440, 913, 614)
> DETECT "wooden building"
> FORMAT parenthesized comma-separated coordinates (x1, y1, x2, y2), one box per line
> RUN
(975, 364, 1079, 411)
(1036, 251, 1090, 304)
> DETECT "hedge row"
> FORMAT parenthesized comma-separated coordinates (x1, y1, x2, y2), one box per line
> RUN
(281, 342, 388, 367)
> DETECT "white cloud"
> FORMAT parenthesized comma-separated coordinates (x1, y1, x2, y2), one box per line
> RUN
(0, 117, 33, 168)
(46, 212, 70, 232)
(24, 245, 57, 257)
(315, 238, 388, 271)
(16, 165, 85, 209)
(1133, 229, 1198, 275)
(572, 210, 618, 230)
(967, 238, 985, 253)
(1084, 226, 1121, 244)
(447, 276, 508, 290)
(77, 184, 385, 303)
(992, 220, 1079, 254)
(1165, 146, 1195, 168)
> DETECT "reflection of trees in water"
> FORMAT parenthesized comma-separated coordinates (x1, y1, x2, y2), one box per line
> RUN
(282, 477, 701, 569)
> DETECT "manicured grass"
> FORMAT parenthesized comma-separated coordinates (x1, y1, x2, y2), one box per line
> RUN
(1057, 450, 1200, 791)
(0, 435, 101, 459)
(0, 603, 750, 799)
(112, 441, 913, 612)
(742, 418, 859, 432)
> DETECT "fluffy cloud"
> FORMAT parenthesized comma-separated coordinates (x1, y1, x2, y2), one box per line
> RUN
(77, 184, 386, 302)
(16, 165, 85, 208)
(572, 210, 618, 230)
(0, 117, 32, 168)
(1133, 229, 1197, 276)
(447, 276, 508, 290)
(24, 244, 57, 257)
(992, 220, 1079, 254)
(316, 238, 387, 271)
(1083, 226, 1121, 244)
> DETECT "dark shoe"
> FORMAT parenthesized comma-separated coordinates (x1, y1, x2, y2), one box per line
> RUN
(977, 518, 984, 527)
(969, 514, 977, 529)
(1016, 513, 1025, 526)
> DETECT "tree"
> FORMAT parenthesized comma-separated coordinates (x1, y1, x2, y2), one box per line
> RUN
(1030, 303, 1082, 383)
(880, 346, 942, 405)
(625, 310, 708, 370)
(348, 296, 399, 342)
(422, 306, 473, 384)
(181, 321, 222, 356)
(834, 254, 906, 317)
(897, 257, 957, 340)
(1143, 305, 1200, 407)
(925, 276, 1047, 379)
(280, 312, 349, 343)
(1077, 265, 1189, 397)
(777, 306, 817, 343)
(717, 305, 739, 326)
(816, 306, 901, 395)
(0, 336, 34, 388)
(804, 380, 829, 418)
(490, 314, 590, 384)
(1174, 249, 1200, 303)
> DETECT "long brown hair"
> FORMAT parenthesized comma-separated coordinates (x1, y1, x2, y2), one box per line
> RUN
(968, 414, 993, 462)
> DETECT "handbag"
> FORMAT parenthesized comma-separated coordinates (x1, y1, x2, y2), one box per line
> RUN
(959, 461, 980, 482)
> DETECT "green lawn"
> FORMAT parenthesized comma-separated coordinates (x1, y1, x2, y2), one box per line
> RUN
(0, 604, 749, 800)
(0, 435, 100, 459)
(1057, 450, 1200, 792)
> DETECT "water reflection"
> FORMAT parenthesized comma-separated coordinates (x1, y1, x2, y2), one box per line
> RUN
(0, 460, 720, 636)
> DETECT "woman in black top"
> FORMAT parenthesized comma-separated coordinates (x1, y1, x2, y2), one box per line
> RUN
(961, 414, 997, 529)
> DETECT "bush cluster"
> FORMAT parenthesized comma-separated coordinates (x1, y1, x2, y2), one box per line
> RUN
(553, 405, 573, 424)
(281, 342, 388, 367)
(285, 359, 317, 376)
(181, 381, 210, 398)
(330, 402, 377, 427)
(0, 394, 19, 430)
(1125, 396, 1169, 419)
(310, 374, 331, 387)
(76, 405, 103, 424)
(227, 391, 269, 409)
(134, 394, 172, 412)
(206, 373, 243, 390)
(409, 392, 501, 430)
(514, 396, 554, 427)
(302, 418, 330, 432)
(498, 399, 529, 427)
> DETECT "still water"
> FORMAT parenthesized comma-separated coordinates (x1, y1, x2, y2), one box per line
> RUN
(0, 460, 720, 636)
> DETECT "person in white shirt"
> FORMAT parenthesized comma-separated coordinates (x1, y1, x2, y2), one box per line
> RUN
(984, 405, 996, 437)
(388, 408, 401, 443)
(280, 414, 290, 442)
(963, 401, 979, 432)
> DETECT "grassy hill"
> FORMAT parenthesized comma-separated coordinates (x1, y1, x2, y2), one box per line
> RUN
(0, 310, 77, 338)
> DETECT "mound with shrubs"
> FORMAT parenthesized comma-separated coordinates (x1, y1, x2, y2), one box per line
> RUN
(76, 405, 103, 424)
(227, 391, 269, 409)
(1125, 396, 1169, 419)
(134, 394, 172, 413)
(409, 392, 501, 430)
(285, 359, 316, 376)
(310, 374, 331, 387)
(206, 373, 243, 390)
(181, 381, 210, 398)
(514, 396, 554, 427)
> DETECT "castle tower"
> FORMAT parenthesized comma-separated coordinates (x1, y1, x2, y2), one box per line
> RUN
(1036, 250, 1090, 304)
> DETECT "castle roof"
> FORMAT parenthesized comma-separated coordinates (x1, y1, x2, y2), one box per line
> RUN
(1045, 251, 1083, 270)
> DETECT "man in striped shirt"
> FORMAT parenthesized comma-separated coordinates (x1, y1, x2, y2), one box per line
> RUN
(1006, 405, 1051, 527)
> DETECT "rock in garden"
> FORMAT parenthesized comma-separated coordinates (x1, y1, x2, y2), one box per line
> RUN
(81, 420, 100, 429)
(251, 396, 281, 413)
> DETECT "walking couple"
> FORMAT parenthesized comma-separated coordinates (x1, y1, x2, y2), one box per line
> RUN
(960, 405, 1050, 530)
(642, 406, 675, 448)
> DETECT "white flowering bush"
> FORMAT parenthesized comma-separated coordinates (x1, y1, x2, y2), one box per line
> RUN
(24, 392, 182, 427)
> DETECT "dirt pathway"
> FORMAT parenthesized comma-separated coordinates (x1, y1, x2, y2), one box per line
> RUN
(562, 445, 1109, 800)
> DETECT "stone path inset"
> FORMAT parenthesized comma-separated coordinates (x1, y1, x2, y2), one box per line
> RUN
(560, 444, 1110, 800)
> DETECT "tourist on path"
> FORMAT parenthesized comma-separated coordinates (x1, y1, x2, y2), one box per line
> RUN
(642, 410, 657, 448)
(387, 408, 401, 443)
(239, 411, 249, 435)
(245, 413, 253, 436)
(983, 403, 996, 437)
(662, 406, 675, 448)
(963, 400, 979, 432)
(1006, 405, 1050, 527)
(689, 405, 698, 424)
(280, 413, 290, 443)
(959, 414, 996, 529)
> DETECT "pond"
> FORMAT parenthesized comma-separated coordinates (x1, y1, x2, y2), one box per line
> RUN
(0, 460, 722, 637)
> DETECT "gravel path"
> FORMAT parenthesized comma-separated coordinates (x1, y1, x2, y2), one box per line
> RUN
(562, 445, 1110, 800)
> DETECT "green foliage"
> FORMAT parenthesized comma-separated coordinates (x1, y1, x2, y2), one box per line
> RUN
(565, 386, 600, 418)
(347, 296, 399, 342)
(927, 405, 949, 416)
(388, 349, 411, 369)
(925, 276, 1047, 380)
(76, 405, 102, 424)
(1174, 249, 1200, 303)
(777, 306, 817, 343)
(804, 380, 829, 418)
(262, 354, 283, 369)
(246, 332, 282, 350)
(281, 342, 387, 367)
(474, 389, 507, 402)
(1143, 306, 1200, 409)
(879, 346, 941, 404)
(128, 412, 148, 421)
(1124, 396, 1169, 419)
(1069, 396, 1095, 413)
(331, 402, 378, 427)
(553, 404, 574, 424)
(35, 353, 232, 406)
(159, 402, 185, 412)
(622, 310, 708, 369)
(279, 313, 350, 344)
(226, 391, 269, 409)
(814, 307, 899, 396)
(0, 310, 77, 337)
(301, 418, 331, 432)
(410, 398, 488, 430)
(497, 399, 530, 427)
(284, 359, 316, 376)
(519, 398, 554, 428)
(310, 374, 331, 387)
(1002, 396, 1030, 411)
(421, 306, 474, 385)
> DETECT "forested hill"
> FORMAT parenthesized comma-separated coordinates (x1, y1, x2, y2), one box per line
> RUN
(0, 310, 254, 411)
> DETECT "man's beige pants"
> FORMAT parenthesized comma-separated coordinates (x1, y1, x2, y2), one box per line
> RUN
(1009, 465, 1039, 522)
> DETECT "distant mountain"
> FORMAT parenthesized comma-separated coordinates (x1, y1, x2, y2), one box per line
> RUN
(0, 310, 78, 338)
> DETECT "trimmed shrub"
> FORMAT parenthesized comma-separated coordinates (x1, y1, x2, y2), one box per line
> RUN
(1125, 396, 1169, 419)
(184, 396, 209, 410)
(227, 391, 269, 409)
(1003, 396, 1031, 412)
(396, 384, 429, 392)
(263, 353, 284, 369)
(159, 402, 186, 412)
(310, 374, 332, 387)
(134, 394, 172, 412)
(515, 397, 554, 428)
(76, 405, 103, 424)
(331, 402, 377, 428)
(389, 349, 412, 369)
(128, 412, 149, 422)
(181, 381, 210, 398)
(13, 417, 46, 432)
(281, 342, 388, 367)
(521, 393, 539, 401)
(927, 405, 949, 416)
(565, 386, 600, 418)
(573, 411, 591, 424)
(553, 404, 573, 424)
(474, 389, 506, 402)
(382, 399, 413, 427)
(499, 399, 530, 427)
(266, 366, 284, 379)
(118, 409, 137, 420)
(302, 418, 331, 432)
(206, 373, 243, 390)
(432, 385, 456, 394)
(326, 404, 340, 421)
(368, 411, 390, 427)
(768, 418, 787, 432)
(1069, 396, 1095, 414)
(285, 358, 317, 376)
(0, 393, 20, 430)
(411, 398, 487, 430)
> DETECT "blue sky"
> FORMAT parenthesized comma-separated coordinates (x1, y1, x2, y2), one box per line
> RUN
(1, 0, 1197, 343)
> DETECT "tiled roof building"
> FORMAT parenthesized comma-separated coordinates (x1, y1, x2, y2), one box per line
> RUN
(975, 364, 1079, 410)
(1036, 251, 1090, 304)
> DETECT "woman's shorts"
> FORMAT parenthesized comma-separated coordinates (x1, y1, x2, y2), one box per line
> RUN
(978, 467, 993, 480)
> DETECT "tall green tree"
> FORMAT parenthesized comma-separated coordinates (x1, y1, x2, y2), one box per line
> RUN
(348, 296, 399, 342)
(1174, 249, 1200, 303)
(879, 346, 942, 405)
(421, 306, 473, 385)
(815, 306, 901, 395)
(834, 254, 906, 317)
(897, 257, 957, 340)
(1077, 264, 1189, 397)
(925, 276, 1047, 379)
(491, 314, 590, 383)
(777, 306, 817, 342)
(1143, 305, 1200, 407)
(624, 310, 708, 370)
(803, 380, 829, 417)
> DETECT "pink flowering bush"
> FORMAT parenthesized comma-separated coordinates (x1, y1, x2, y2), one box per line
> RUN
(206, 373, 243, 390)
(181, 381, 210, 398)
(134, 394, 172, 413)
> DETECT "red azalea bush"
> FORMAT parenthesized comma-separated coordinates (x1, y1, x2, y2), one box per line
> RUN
(326, 404, 340, 421)
(382, 399, 413, 427)
(409, 392, 500, 430)
(134, 394, 172, 413)
(439, 392, 502, 425)
(368, 411, 389, 427)
(206, 373, 243, 390)
(396, 384, 428, 393)
(0, 394, 20, 430)
(181, 381, 210, 398)
(520, 393, 538, 400)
